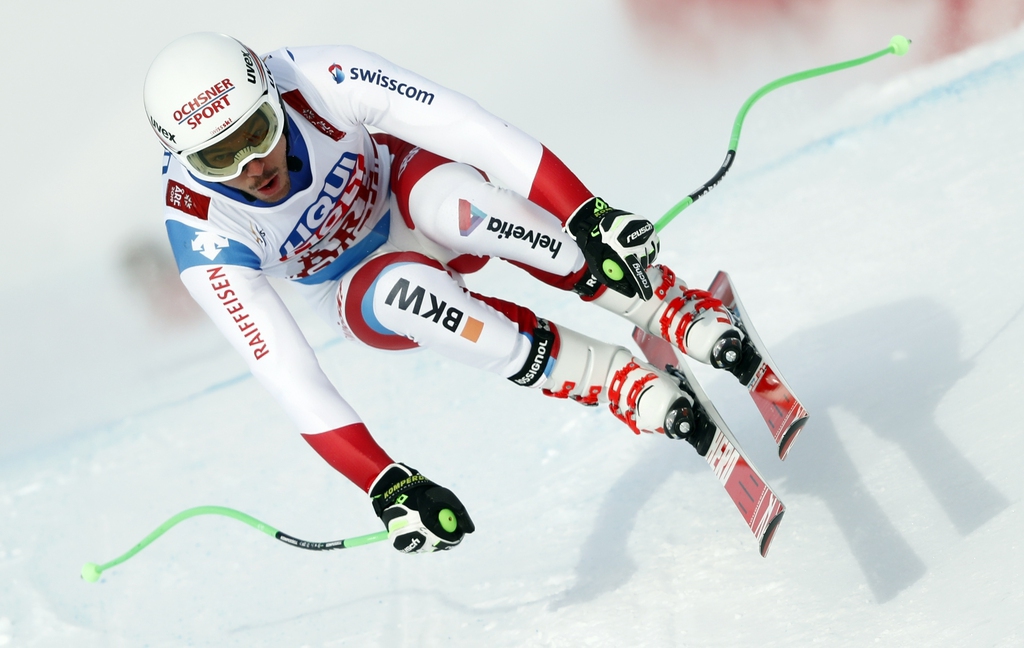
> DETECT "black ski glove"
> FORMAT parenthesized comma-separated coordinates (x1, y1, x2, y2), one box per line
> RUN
(564, 197, 659, 300)
(369, 463, 475, 554)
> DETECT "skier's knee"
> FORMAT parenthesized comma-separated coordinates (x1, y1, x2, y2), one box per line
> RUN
(406, 162, 489, 238)
(339, 251, 456, 350)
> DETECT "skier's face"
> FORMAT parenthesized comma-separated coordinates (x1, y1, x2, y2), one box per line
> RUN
(220, 135, 291, 203)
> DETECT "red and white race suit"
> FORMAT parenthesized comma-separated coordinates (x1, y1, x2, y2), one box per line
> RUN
(163, 45, 599, 491)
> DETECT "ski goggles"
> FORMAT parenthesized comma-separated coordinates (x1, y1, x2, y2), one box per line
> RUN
(178, 94, 285, 181)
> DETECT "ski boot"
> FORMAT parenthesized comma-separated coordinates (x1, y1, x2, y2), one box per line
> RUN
(588, 265, 747, 375)
(534, 322, 715, 454)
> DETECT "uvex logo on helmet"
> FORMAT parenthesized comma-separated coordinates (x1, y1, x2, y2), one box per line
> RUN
(241, 48, 258, 84)
(150, 117, 176, 144)
(241, 44, 273, 90)
(240, 45, 272, 88)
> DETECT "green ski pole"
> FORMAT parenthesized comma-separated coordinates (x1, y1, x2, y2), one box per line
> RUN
(653, 35, 911, 233)
(81, 505, 390, 582)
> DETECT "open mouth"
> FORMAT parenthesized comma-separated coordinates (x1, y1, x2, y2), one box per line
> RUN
(254, 172, 279, 197)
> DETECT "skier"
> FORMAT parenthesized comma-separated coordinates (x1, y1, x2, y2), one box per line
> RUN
(144, 32, 746, 554)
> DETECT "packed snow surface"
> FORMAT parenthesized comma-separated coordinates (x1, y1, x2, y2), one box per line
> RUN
(1, 2, 1021, 646)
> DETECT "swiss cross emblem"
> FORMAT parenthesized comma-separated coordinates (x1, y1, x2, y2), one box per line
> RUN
(166, 180, 211, 220)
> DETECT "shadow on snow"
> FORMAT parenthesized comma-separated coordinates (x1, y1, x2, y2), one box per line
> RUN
(553, 297, 1009, 606)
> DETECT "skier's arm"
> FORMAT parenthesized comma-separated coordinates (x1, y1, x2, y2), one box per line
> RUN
(279, 45, 591, 222)
(369, 92, 595, 223)
(361, 68, 661, 297)
(173, 243, 394, 491)
(368, 75, 661, 299)
(285, 46, 659, 298)
(177, 250, 474, 548)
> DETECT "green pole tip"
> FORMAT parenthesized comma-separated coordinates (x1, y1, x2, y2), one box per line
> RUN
(81, 562, 102, 583)
(438, 509, 458, 533)
(890, 35, 911, 56)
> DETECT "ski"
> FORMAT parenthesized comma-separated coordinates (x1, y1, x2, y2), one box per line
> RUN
(707, 271, 809, 460)
(633, 327, 785, 557)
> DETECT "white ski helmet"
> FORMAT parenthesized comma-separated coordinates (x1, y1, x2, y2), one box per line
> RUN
(144, 32, 285, 181)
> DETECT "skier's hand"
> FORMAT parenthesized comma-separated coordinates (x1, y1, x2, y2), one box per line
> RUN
(565, 197, 659, 300)
(369, 463, 475, 554)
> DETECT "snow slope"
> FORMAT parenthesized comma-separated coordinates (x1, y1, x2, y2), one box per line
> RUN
(1, 3, 1022, 647)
